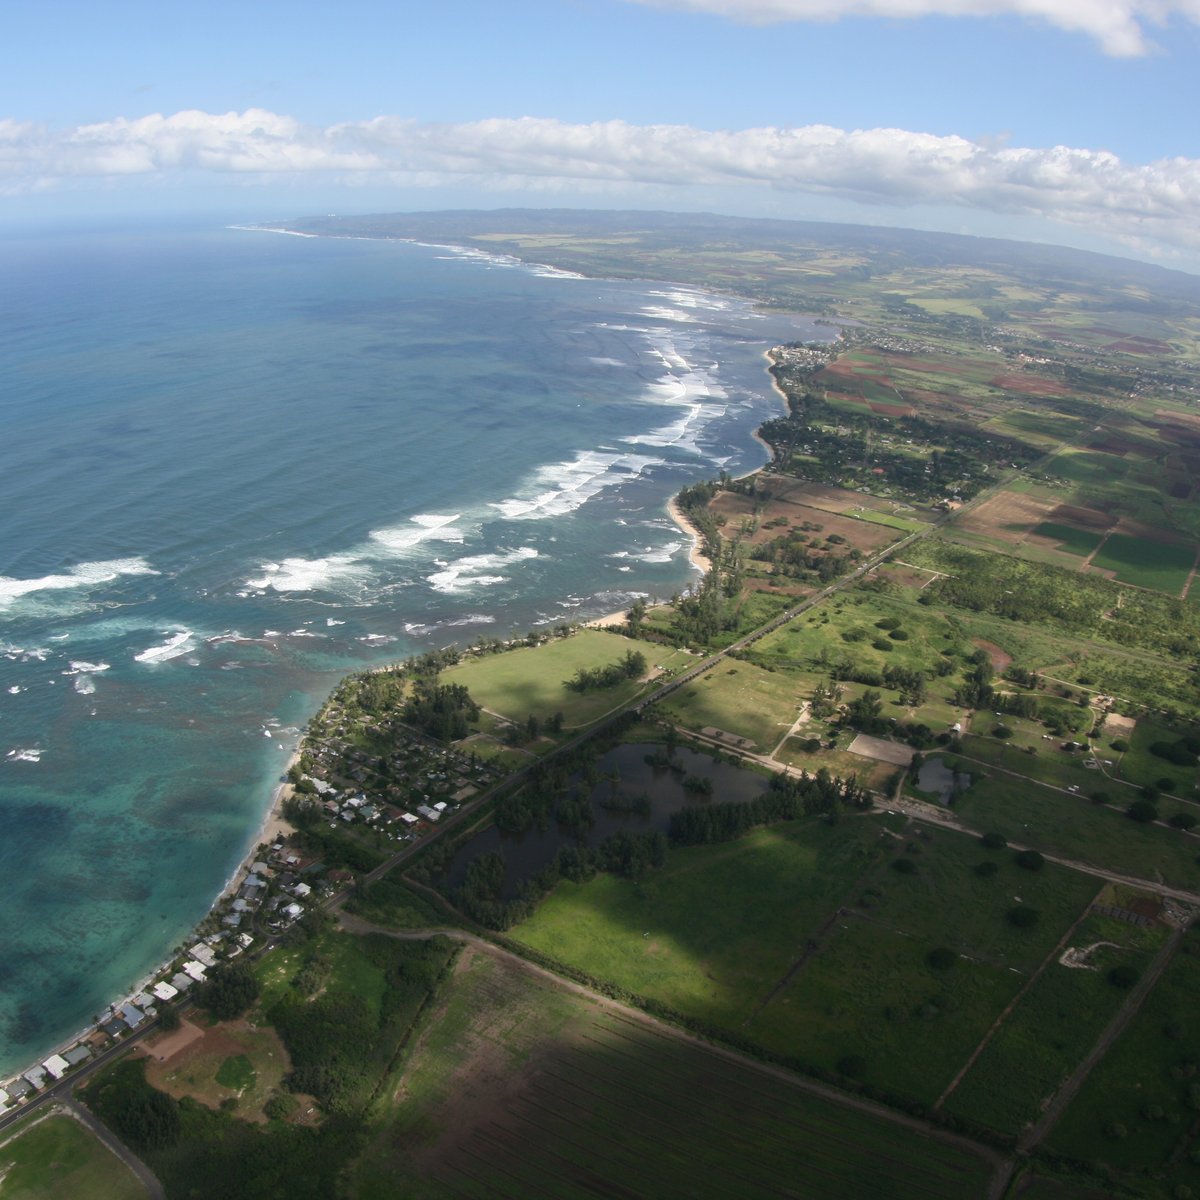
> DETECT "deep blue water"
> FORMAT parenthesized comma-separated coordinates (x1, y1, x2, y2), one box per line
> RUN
(0, 222, 823, 1074)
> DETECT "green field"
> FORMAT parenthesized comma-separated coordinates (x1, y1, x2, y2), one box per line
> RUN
(1048, 933, 1200, 1199)
(942, 913, 1166, 1136)
(953, 775, 1200, 891)
(654, 657, 805, 750)
(511, 817, 889, 1030)
(1032, 522, 1106, 557)
(349, 944, 998, 1199)
(511, 814, 1100, 1108)
(0, 1114, 145, 1200)
(1091, 533, 1196, 594)
(443, 630, 689, 729)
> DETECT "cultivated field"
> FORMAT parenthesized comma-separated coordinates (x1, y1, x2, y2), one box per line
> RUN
(350, 945, 997, 1199)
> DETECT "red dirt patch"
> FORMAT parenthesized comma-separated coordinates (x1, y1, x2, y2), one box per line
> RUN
(973, 640, 1012, 671)
(1049, 504, 1115, 530)
(1104, 338, 1171, 355)
(990, 374, 1071, 397)
(867, 400, 915, 416)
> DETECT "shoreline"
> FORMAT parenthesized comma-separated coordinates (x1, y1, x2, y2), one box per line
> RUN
(0, 223, 819, 1099)
(666, 497, 713, 575)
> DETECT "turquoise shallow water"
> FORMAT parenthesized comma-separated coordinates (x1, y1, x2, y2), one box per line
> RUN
(0, 222, 823, 1073)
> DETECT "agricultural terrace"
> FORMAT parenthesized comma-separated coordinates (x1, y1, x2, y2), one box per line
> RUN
(441, 629, 690, 733)
(942, 905, 1169, 1137)
(511, 814, 1104, 1111)
(1047, 931, 1200, 1200)
(350, 943, 996, 1200)
(0, 1113, 145, 1200)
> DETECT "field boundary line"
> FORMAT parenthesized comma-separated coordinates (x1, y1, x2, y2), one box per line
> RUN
(933, 885, 1106, 1112)
(1017, 923, 1186, 1155)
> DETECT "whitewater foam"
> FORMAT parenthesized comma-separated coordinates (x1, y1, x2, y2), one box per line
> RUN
(426, 547, 539, 594)
(490, 451, 665, 520)
(134, 631, 194, 664)
(368, 513, 465, 553)
(245, 554, 370, 594)
(6, 748, 42, 763)
(0, 557, 159, 611)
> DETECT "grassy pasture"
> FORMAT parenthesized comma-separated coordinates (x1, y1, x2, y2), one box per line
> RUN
(511, 818, 889, 1029)
(942, 913, 1165, 1136)
(653, 657, 804, 750)
(1048, 933, 1200, 1197)
(952, 775, 1200, 891)
(1113, 717, 1200, 795)
(443, 630, 689, 729)
(351, 946, 996, 1200)
(0, 1114, 145, 1200)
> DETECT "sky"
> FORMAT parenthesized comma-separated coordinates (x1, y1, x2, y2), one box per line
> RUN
(2, 0, 1199, 268)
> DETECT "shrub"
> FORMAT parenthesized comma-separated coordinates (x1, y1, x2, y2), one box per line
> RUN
(1110, 738, 1130, 753)
(1007, 905, 1039, 929)
(1014, 849, 1045, 871)
(1108, 964, 1140, 989)
(992, 725, 1012, 739)
(1170, 812, 1198, 831)
(888, 629, 909, 641)
(981, 832, 1007, 850)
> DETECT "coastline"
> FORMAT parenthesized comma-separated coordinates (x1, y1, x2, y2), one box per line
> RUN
(666, 497, 713, 575)
(0, 223, 820, 1101)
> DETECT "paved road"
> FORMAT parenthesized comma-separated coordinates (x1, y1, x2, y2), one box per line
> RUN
(61, 1095, 165, 1200)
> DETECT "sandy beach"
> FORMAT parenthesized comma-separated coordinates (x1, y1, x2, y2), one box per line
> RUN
(666, 496, 713, 574)
(585, 608, 632, 629)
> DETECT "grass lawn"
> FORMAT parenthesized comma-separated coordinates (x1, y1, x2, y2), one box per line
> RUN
(1047, 932, 1200, 1198)
(942, 913, 1166, 1136)
(443, 630, 689, 729)
(1114, 717, 1200, 796)
(510, 817, 890, 1030)
(0, 1114, 145, 1200)
(1091, 533, 1196, 595)
(953, 775, 1200, 891)
(654, 657, 805, 750)
(349, 946, 997, 1200)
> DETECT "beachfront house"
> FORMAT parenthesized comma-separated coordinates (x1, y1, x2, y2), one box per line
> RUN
(5, 1079, 32, 1102)
(153, 981, 179, 1002)
(64, 1045, 92, 1068)
(101, 1016, 127, 1039)
(42, 1054, 70, 1081)
(120, 1003, 146, 1028)
(22, 1067, 47, 1091)
(169, 972, 193, 993)
(182, 960, 208, 983)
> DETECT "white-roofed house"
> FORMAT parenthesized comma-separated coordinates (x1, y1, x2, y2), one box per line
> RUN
(152, 981, 179, 1002)
(182, 960, 208, 983)
(42, 1054, 70, 1081)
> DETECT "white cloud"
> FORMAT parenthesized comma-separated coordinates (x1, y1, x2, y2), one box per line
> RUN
(3, 110, 1200, 263)
(623, 0, 1200, 56)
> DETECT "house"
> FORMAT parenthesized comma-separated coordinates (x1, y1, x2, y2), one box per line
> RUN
(42, 1054, 70, 1080)
(64, 1045, 92, 1068)
(169, 972, 194, 993)
(22, 1067, 48, 1091)
(152, 981, 179, 1002)
(282, 902, 304, 921)
(101, 1017, 128, 1039)
(417, 805, 440, 822)
(293, 882, 312, 899)
(189, 943, 218, 968)
(182, 960, 208, 983)
(222, 912, 244, 928)
(398, 812, 418, 826)
(120, 1003, 146, 1028)
(5, 1078, 32, 1101)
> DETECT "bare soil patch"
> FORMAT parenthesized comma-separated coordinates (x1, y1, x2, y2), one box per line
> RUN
(1102, 712, 1136, 737)
(973, 640, 1012, 671)
(990, 374, 1071, 397)
(954, 490, 1053, 543)
(868, 400, 915, 416)
(1049, 504, 1116, 530)
(142, 1019, 204, 1064)
(707, 491, 895, 556)
(847, 733, 914, 767)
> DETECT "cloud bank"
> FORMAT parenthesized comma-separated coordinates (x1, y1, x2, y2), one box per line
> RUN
(2, 110, 1198, 262)
(625, 0, 1200, 56)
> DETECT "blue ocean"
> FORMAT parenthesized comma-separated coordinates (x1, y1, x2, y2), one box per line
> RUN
(0, 221, 822, 1074)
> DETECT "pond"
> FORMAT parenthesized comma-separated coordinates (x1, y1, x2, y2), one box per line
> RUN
(915, 756, 972, 805)
(441, 743, 770, 899)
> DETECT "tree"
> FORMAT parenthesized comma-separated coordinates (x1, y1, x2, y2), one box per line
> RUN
(1007, 905, 1039, 929)
(1127, 798, 1159, 824)
(156, 1004, 181, 1032)
(1108, 964, 1140, 989)
(981, 832, 1007, 850)
(197, 961, 260, 1021)
(928, 947, 957, 970)
(1014, 849, 1045, 871)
